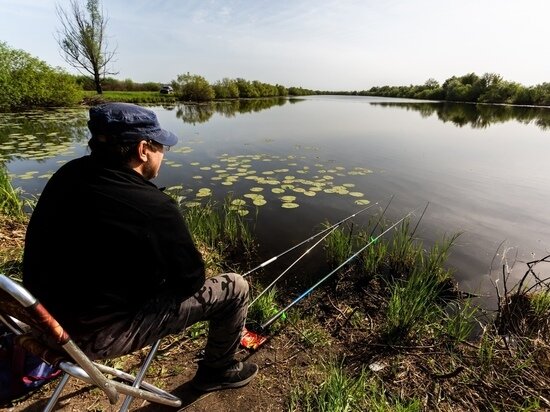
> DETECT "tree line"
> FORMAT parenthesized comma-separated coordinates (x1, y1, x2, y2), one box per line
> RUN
(334, 73, 550, 106)
(1, 39, 549, 110)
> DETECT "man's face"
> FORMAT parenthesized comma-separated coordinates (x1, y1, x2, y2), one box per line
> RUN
(142, 140, 166, 180)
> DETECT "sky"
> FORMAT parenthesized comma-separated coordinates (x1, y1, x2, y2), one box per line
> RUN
(1, 0, 549, 90)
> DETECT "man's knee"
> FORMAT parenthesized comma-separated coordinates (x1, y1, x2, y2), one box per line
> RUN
(234, 273, 249, 296)
(226, 272, 249, 296)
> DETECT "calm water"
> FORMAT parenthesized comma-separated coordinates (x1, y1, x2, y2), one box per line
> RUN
(1, 96, 549, 308)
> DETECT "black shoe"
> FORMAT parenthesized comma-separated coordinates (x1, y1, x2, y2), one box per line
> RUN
(191, 360, 259, 392)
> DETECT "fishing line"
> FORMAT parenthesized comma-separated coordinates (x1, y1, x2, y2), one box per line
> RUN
(248, 225, 339, 308)
(242, 200, 383, 278)
(260, 207, 420, 330)
(248, 196, 396, 307)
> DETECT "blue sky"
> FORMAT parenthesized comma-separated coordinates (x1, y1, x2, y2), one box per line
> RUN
(1, 0, 549, 90)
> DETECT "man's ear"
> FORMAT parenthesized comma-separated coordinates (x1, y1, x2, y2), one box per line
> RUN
(137, 140, 148, 162)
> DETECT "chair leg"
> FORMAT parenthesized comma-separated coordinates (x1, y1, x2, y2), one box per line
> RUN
(44, 372, 71, 412)
(118, 339, 162, 412)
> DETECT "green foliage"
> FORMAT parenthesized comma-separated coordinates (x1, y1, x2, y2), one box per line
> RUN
(296, 322, 331, 349)
(362, 72, 550, 106)
(247, 287, 284, 332)
(77, 76, 162, 92)
(362, 240, 387, 275)
(83, 90, 176, 104)
(477, 328, 496, 371)
(184, 321, 208, 340)
(212, 78, 240, 99)
(173, 72, 215, 102)
(0, 41, 82, 110)
(365, 380, 422, 412)
(384, 267, 443, 342)
(0, 167, 26, 220)
(441, 300, 477, 343)
(182, 196, 254, 261)
(289, 360, 368, 411)
(324, 223, 355, 267)
(531, 291, 550, 317)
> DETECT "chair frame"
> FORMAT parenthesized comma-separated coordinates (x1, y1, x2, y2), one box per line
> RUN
(0, 274, 182, 411)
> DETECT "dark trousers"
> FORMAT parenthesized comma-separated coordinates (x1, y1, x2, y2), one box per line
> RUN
(79, 273, 249, 367)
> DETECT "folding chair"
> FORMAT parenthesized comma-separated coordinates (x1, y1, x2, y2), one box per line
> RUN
(0, 273, 182, 411)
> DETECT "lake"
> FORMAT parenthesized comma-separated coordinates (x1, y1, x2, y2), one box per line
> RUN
(1, 96, 549, 309)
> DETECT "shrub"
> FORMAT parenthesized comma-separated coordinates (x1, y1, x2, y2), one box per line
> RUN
(0, 42, 82, 110)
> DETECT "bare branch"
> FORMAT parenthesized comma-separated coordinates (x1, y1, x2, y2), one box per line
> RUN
(55, 0, 117, 93)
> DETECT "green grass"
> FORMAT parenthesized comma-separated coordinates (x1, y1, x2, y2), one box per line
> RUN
(365, 380, 422, 412)
(181, 196, 254, 272)
(383, 233, 460, 342)
(295, 320, 332, 349)
(0, 168, 27, 220)
(440, 300, 477, 343)
(531, 291, 550, 317)
(384, 266, 444, 342)
(289, 360, 368, 411)
(323, 217, 466, 344)
(247, 287, 284, 332)
(324, 222, 355, 267)
(83, 90, 177, 104)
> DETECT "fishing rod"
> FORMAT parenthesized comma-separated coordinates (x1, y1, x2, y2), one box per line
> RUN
(242, 200, 383, 278)
(248, 226, 338, 308)
(248, 196, 395, 307)
(260, 207, 421, 330)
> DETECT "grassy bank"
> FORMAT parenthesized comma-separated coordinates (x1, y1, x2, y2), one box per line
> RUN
(1, 176, 549, 411)
(82, 90, 178, 104)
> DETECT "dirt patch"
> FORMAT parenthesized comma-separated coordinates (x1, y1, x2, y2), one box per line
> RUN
(2, 325, 331, 412)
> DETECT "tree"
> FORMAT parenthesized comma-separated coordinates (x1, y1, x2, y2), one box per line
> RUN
(55, 0, 117, 94)
(173, 73, 215, 102)
(212, 78, 239, 99)
(0, 42, 81, 110)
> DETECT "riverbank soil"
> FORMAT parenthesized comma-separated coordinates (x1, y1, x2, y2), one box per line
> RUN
(1, 218, 550, 411)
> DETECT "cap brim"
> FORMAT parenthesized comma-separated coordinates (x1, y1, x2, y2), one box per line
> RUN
(153, 129, 179, 146)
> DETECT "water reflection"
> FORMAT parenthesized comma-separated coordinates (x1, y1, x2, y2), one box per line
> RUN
(371, 101, 550, 130)
(0, 109, 88, 163)
(175, 97, 303, 124)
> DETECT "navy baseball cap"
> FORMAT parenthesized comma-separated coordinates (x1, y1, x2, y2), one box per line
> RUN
(87, 102, 178, 146)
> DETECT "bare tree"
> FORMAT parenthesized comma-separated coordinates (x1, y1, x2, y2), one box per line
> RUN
(55, 0, 117, 94)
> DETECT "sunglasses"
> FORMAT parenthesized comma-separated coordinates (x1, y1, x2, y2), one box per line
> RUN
(146, 139, 170, 152)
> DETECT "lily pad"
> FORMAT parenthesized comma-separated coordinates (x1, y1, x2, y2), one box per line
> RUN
(280, 196, 296, 202)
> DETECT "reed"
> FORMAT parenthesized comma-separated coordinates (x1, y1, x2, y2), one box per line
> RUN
(0, 168, 26, 221)
(365, 381, 422, 412)
(289, 360, 368, 411)
(182, 196, 254, 266)
(384, 266, 443, 341)
(383, 233, 460, 342)
(247, 287, 284, 332)
(530, 291, 550, 318)
(323, 222, 355, 267)
(440, 300, 477, 344)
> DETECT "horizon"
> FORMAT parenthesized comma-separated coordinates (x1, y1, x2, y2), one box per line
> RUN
(1, 0, 549, 90)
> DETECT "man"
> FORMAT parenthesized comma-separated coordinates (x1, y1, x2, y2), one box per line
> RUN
(23, 102, 258, 392)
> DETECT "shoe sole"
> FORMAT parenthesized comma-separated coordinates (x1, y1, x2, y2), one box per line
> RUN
(191, 366, 259, 392)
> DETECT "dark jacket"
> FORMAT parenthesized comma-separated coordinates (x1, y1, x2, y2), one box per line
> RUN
(23, 155, 205, 335)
